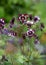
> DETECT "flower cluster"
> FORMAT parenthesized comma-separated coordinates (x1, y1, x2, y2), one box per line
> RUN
(0, 14, 45, 44)
(0, 18, 5, 29)
(18, 14, 40, 24)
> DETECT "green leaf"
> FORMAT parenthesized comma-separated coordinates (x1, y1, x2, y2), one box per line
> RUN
(0, 40, 5, 46)
(4, 61, 11, 65)
(0, 49, 5, 56)
(0, 7, 4, 17)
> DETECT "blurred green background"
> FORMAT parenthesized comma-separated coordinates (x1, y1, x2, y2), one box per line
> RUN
(0, 0, 46, 65)
(0, 0, 46, 24)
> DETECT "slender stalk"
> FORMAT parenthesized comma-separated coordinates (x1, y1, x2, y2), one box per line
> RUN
(10, 54, 14, 65)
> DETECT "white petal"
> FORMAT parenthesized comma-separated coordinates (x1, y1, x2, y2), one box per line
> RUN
(26, 21, 34, 24)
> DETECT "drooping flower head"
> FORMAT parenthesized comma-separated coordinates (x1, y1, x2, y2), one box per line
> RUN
(26, 29, 35, 37)
(8, 30, 17, 37)
(18, 14, 28, 23)
(34, 16, 40, 23)
(0, 18, 5, 29)
(26, 21, 34, 27)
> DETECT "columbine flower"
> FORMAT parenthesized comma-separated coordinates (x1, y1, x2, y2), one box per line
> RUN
(26, 21, 34, 27)
(40, 23, 44, 31)
(34, 16, 40, 23)
(8, 30, 17, 37)
(0, 18, 5, 24)
(8, 30, 14, 37)
(22, 14, 28, 18)
(18, 14, 28, 23)
(0, 18, 5, 29)
(26, 29, 35, 37)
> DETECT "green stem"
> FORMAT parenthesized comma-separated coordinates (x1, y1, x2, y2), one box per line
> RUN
(10, 54, 14, 65)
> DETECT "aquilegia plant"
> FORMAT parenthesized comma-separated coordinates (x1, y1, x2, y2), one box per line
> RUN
(0, 14, 45, 65)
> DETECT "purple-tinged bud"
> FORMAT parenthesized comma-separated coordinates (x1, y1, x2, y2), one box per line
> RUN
(13, 32, 17, 36)
(10, 17, 15, 24)
(10, 25, 12, 28)
(22, 33, 26, 39)
(40, 23, 44, 28)
(40, 23, 45, 31)
(10, 17, 15, 28)
(29, 14, 33, 20)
